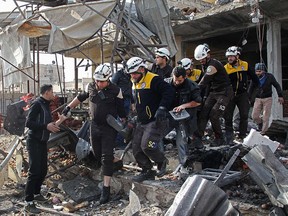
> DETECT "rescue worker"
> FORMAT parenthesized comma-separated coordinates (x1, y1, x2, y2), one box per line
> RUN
(178, 58, 203, 83)
(193, 44, 233, 146)
(224, 46, 259, 144)
(126, 57, 174, 182)
(62, 64, 126, 204)
(165, 66, 202, 173)
(150, 47, 173, 79)
(251, 63, 284, 134)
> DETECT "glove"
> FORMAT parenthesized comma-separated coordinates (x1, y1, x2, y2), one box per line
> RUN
(62, 106, 71, 116)
(155, 106, 167, 122)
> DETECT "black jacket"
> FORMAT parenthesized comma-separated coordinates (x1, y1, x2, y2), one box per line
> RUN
(199, 58, 231, 93)
(224, 59, 259, 96)
(151, 63, 173, 79)
(133, 71, 175, 124)
(26, 97, 52, 142)
(77, 82, 126, 125)
(165, 77, 202, 113)
(111, 69, 133, 102)
(253, 73, 283, 98)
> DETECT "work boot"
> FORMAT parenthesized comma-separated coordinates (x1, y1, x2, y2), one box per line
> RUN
(34, 194, 48, 203)
(132, 170, 156, 182)
(225, 131, 234, 146)
(24, 202, 41, 214)
(99, 186, 110, 204)
(157, 158, 169, 177)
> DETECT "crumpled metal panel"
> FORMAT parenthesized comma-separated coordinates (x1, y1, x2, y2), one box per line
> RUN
(134, 0, 178, 57)
(165, 175, 240, 216)
(242, 145, 288, 207)
(47, 124, 78, 151)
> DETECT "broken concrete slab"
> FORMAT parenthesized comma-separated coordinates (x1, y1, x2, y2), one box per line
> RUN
(165, 175, 240, 216)
(243, 129, 279, 153)
(115, 175, 178, 207)
(59, 176, 101, 203)
(242, 145, 288, 207)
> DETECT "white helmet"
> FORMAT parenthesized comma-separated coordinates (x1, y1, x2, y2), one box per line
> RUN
(179, 58, 193, 70)
(194, 44, 210, 60)
(225, 46, 240, 57)
(126, 57, 146, 74)
(93, 64, 112, 81)
(155, 48, 170, 60)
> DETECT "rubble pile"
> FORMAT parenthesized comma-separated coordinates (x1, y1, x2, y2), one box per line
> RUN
(1, 127, 288, 215)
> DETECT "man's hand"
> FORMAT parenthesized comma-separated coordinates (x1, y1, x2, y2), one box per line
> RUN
(279, 97, 284, 105)
(56, 112, 69, 126)
(155, 106, 167, 122)
(173, 105, 185, 113)
(62, 106, 71, 116)
(47, 122, 60, 133)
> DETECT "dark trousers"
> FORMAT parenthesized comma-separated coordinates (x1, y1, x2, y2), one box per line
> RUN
(198, 88, 233, 138)
(25, 137, 48, 202)
(132, 121, 166, 170)
(224, 92, 250, 137)
(90, 121, 117, 176)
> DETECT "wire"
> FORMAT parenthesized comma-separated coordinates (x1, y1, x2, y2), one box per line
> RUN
(254, 0, 266, 68)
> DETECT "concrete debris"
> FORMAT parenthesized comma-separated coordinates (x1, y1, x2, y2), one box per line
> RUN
(243, 129, 280, 153)
(215, 0, 233, 5)
(59, 176, 101, 203)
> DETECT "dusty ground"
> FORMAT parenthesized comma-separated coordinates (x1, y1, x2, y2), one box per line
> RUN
(0, 131, 281, 215)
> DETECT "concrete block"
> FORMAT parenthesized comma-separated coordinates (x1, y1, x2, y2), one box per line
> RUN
(243, 129, 279, 153)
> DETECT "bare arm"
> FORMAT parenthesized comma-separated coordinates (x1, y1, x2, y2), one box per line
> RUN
(173, 101, 201, 112)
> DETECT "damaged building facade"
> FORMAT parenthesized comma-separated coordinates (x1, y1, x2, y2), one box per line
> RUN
(170, 0, 288, 122)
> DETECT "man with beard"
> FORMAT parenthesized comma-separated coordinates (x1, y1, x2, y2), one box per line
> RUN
(193, 44, 233, 147)
(251, 63, 284, 134)
(224, 46, 259, 144)
(178, 58, 203, 83)
(126, 57, 174, 181)
(62, 64, 126, 204)
(165, 66, 202, 173)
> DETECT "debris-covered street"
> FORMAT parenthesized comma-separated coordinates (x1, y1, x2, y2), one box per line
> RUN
(1, 125, 288, 215)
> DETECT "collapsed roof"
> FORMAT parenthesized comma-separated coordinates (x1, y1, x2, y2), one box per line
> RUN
(0, 0, 178, 87)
